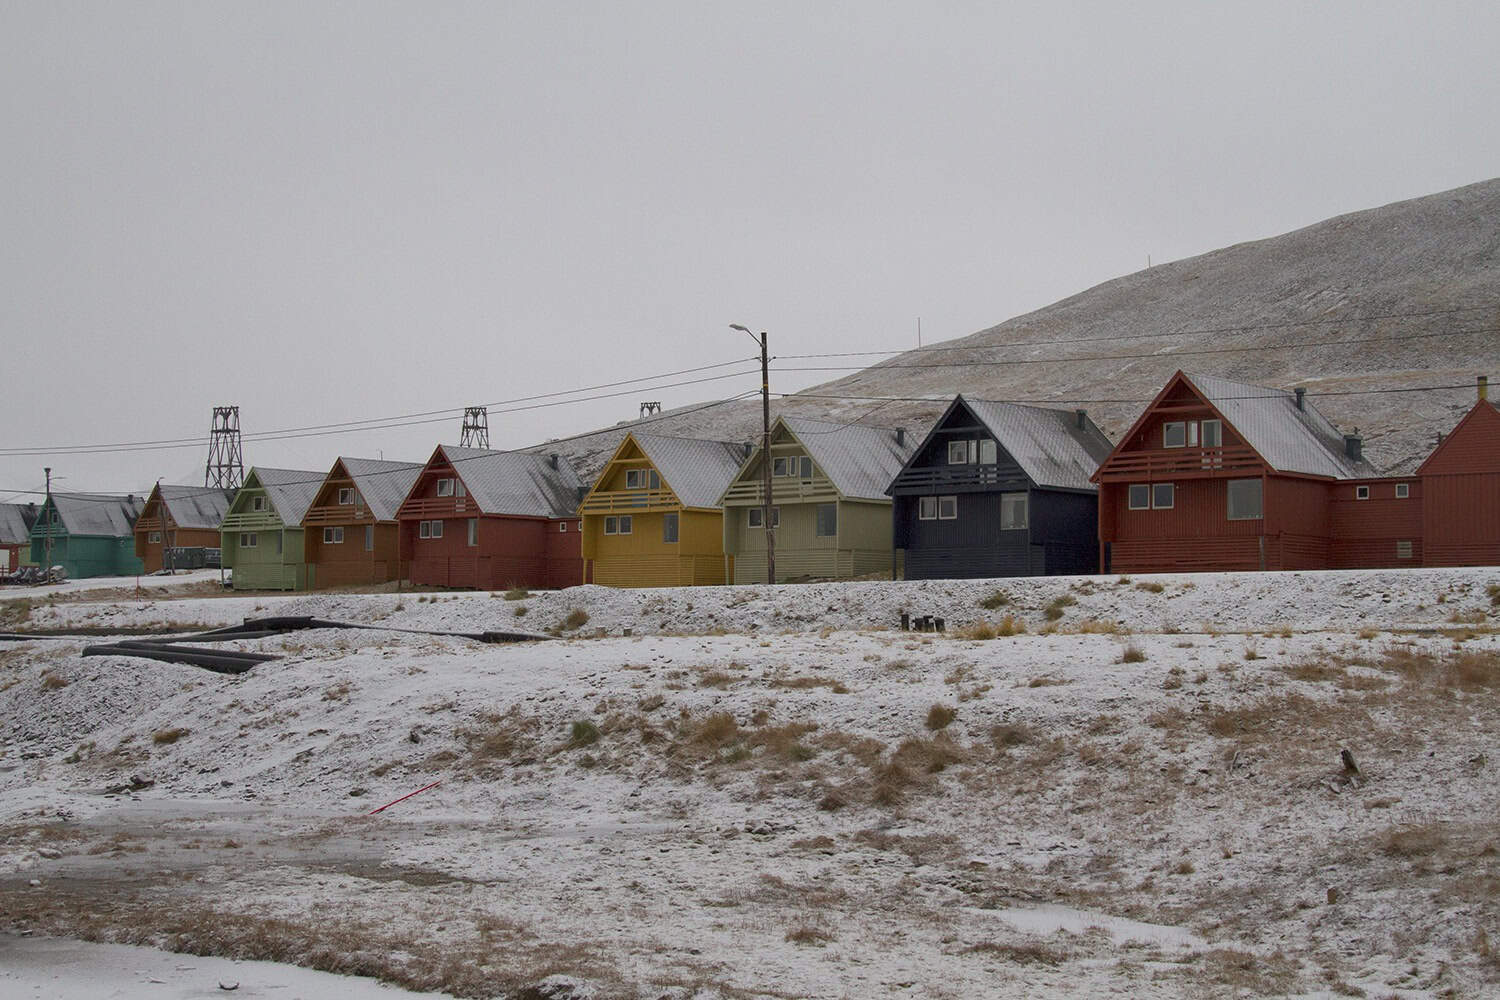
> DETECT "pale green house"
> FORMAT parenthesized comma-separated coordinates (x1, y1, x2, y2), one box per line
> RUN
(720, 416, 914, 584)
(220, 468, 322, 591)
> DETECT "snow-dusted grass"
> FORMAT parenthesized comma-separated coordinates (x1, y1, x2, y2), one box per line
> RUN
(2, 567, 1498, 998)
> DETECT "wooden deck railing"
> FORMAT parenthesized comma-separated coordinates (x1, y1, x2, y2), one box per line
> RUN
(722, 481, 837, 505)
(1097, 446, 1261, 481)
(578, 489, 677, 514)
(398, 497, 476, 519)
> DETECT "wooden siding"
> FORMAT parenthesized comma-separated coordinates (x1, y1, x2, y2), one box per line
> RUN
(1421, 401, 1500, 566)
(306, 521, 401, 588)
(135, 524, 220, 573)
(726, 499, 894, 584)
(1329, 479, 1422, 569)
(897, 492, 1036, 580)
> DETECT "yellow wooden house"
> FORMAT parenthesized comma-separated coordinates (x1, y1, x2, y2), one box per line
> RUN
(579, 432, 746, 587)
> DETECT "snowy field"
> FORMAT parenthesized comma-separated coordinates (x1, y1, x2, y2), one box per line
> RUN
(2, 567, 1498, 998)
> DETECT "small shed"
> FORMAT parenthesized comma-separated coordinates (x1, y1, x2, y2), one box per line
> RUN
(134, 484, 234, 573)
(29, 493, 146, 578)
(720, 416, 914, 583)
(396, 445, 585, 590)
(303, 458, 424, 588)
(1418, 383, 1500, 567)
(889, 396, 1112, 579)
(0, 503, 38, 573)
(580, 432, 744, 588)
(219, 468, 322, 591)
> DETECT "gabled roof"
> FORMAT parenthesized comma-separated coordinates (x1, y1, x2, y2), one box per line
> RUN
(245, 468, 324, 525)
(335, 458, 425, 522)
(38, 493, 145, 538)
(1416, 398, 1500, 476)
(440, 445, 581, 519)
(0, 503, 36, 546)
(757, 417, 915, 502)
(155, 484, 234, 531)
(629, 432, 747, 508)
(1178, 372, 1373, 479)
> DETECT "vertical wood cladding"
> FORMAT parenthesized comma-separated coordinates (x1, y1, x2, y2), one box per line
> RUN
(1421, 402, 1500, 566)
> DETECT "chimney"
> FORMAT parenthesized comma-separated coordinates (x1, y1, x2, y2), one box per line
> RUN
(575, 485, 588, 503)
(1343, 432, 1363, 462)
(743, 441, 753, 458)
(1074, 409, 1087, 429)
(549, 453, 559, 470)
(1294, 387, 1306, 411)
(1480, 375, 1489, 402)
(895, 427, 905, 447)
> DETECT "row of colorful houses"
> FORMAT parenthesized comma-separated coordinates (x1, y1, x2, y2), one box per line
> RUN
(13, 371, 1500, 586)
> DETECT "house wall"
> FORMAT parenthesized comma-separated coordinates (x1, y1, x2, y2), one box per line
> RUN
(897, 492, 1038, 580)
(305, 521, 402, 588)
(1028, 489, 1100, 576)
(136, 526, 221, 573)
(30, 531, 143, 579)
(222, 527, 307, 590)
(1421, 402, 1500, 567)
(1329, 479, 1423, 569)
(586, 509, 726, 588)
(1102, 478, 1266, 574)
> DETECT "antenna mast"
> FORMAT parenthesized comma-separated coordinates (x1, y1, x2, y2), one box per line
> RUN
(205, 406, 245, 489)
(459, 406, 489, 448)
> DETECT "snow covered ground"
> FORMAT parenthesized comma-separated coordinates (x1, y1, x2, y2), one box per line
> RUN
(2, 567, 1497, 998)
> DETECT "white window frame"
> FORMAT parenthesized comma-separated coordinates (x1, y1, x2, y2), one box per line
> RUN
(947, 440, 969, 465)
(1163, 422, 1186, 448)
(918, 496, 938, 520)
(323, 526, 344, 544)
(419, 521, 431, 539)
(662, 512, 679, 543)
(239, 532, 257, 548)
(748, 508, 763, 528)
(626, 469, 644, 489)
(467, 518, 478, 547)
(979, 439, 998, 465)
(814, 503, 837, 537)
(604, 516, 618, 535)
(937, 495, 958, 520)
(455, 480, 466, 498)
(1187, 421, 1199, 447)
(771, 457, 788, 478)
(1226, 478, 1263, 521)
(337, 487, 355, 506)
(1395, 483, 1409, 499)
(558, 521, 567, 532)
(1355, 485, 1370, 501)
(251, 496, 266, 512)
(799, 456, 813, 479)
(618, 515, 633, 534)
(1152, 483, 1175, 509)
(436, 479, 454, 497)
(148, 531, 162, 544)
(1202, 419, 1223, 447)
(1128, 484, 1150, 510)
(1000, 492, 1028, 530)
(430, 519, 443, 538)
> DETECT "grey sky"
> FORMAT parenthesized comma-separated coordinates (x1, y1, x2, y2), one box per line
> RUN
(3, 2, 1498, 498)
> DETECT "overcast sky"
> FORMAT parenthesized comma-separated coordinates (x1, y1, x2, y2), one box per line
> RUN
(3, 2, 1498, 499)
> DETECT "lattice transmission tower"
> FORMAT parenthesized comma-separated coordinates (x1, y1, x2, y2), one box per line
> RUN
(639, 401, 662, 418)
(205, 406, 245, 489)
(459, 406, 489, 448)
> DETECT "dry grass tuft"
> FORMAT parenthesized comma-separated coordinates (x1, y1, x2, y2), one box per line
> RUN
(502, 587, 530, 601)
(566, 719, 600, 749)
(152, 728, 188, 746)
(769, 675, 849, 693)
(961, 940, 1067, 964)
(691, 712, 740, 748)
(561, 608, 589, 630)
(978, 589, 1011, 610)
(40, 672, 69, 691)
(785, 923, 835, 945)
(1043, 595, 1077, 621)
(1135, 581, 1165, 594)
(1120, 643, 1147, 663)
(925, 703, 956, 731)
(990, 722, 1035, 749)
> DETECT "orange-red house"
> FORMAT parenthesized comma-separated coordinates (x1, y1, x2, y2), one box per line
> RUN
(302, 458, 424, 588)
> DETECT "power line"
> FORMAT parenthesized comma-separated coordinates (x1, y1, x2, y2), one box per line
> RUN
(779, 380, 1486, 407)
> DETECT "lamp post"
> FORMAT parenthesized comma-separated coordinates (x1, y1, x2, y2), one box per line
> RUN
(730, 323, 774, 585)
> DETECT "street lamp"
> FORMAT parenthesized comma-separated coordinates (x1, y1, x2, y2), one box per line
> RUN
(730, 324, 774, 585)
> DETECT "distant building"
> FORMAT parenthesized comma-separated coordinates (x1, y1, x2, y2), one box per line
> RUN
(1418, 382, 1500, 567)
(29, 493, 145, 578)
(134, 484, 233, 573)
(720, 416, 913, 584)
(219, 468, 322, 591)
(0, 503, 38, 573)
(302, 458, 424, 588)
(889, 396, 1112, 579)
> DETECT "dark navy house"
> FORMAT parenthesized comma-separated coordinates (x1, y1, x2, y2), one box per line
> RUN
(887, 396, 1114, 579)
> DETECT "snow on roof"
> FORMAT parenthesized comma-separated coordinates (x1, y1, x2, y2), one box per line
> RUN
(441, 446, 581, 519)
(631, 433, 747, 508)
(44, 493, 144, 538)
(337, 458, 425, 522)
(156, 484, 234, 531)
(961, 398, 1115, 492)
(249, 469, 325, 526)
(1183, 372, 1374, 479)
(0, 503, 36, 545)
(776, 417, 915, 501)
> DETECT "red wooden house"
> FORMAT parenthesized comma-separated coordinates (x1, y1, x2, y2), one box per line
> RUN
(1094, 371, 1378, 573)
(302, 458, 424, 588)
(1418, 382, 1500, 566)
(395, 445, 585, 590)
(0, 503, 37, 573)
(134, 484, 234, 573)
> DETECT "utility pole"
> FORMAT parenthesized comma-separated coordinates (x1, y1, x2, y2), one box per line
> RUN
(43, 466, 53, 580)
(730, 324, 774, 585)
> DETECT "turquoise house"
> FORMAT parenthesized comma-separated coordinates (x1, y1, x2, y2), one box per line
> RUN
(29, 493, 146, 578)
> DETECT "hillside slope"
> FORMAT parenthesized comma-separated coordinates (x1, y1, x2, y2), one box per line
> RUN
(540, 178, 1500, 479)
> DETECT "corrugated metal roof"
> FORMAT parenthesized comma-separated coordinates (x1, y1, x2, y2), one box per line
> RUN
(250, 468, 325, 526)
(631, 433, 746, 508)
(441, 446, 581, 519)
(776, 417, 915, 501)
(1184, 372, 1374, 479)
(0, 503, 36, 545)
(338, 458, 425, 522)
(44, 493, 144, 538)
(157, 485, 233, 531)
(962, 398, 1115, 492)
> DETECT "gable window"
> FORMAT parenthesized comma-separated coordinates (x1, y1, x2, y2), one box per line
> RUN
(1202, 420, 1223, 447)
(1000, 492, 1028, 530)
(323, 526, 344, 544)
(1187, 421, 1199, 447)
(455, 480, 466, 498)
(937, 495, 958, 520)
(337, 487, 355, 505)
(239, 532, 257, 548)
(771, 457, 787, 477)
(1227, 479, 1262, 520)
(364, 525, 374, 551)
(467, 519, 478, 547)
(1163, 422, 1187, 448)
(1355, 485, 1370, 500)
(148, 531, 162, 544)
(251, 496, 266, 512)
(979, 439, 998, 465)
(1395, 483, 1409, 499)
(1128, 484, 1150, 510)
(919, 496, 938, 520)
(815, 503, 837, 537)
(626, 469, 644, 489)
(1152, 484, 1175, 509)
(947, 440, 975, 465)
(1396, 539, 1413, 559)
(799, 456, 813, 479)
(662, 513, 679, 543)
(436, 479, 454, 497)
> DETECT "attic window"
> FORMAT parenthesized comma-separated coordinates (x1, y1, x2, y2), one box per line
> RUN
(251, 496, 266, 512)
(979, 439, 997, 465)
(947, 440, 976, 464)
(799, 457, 813, 479)
(1163, 422, 1187, 448)
(436, 479, 454, 497)
(772, 458, 787, 477)
(337, 488, 355, 505)
(1202, 420, 1223, 447)
(1395, 483, 1409, 499)
(1356, 485, 1370, 501)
